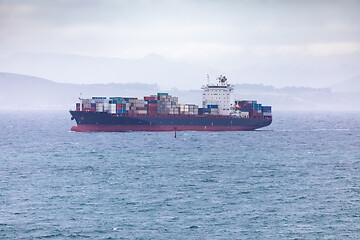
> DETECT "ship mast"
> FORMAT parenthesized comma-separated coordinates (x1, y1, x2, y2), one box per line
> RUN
(79, 93, 83, 111)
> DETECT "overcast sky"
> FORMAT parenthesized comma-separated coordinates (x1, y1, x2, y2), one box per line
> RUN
(0, 0, 359, 88)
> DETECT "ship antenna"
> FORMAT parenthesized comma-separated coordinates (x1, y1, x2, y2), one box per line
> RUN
(79, 93, 83, 100)
(207, 74, 210, 85)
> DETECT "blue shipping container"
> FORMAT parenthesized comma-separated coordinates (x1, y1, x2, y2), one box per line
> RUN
(199, 108, 211, 114)
(262, 106, 271, 112)
(110, 97, 123, 100)
(207, 105, 218, 109)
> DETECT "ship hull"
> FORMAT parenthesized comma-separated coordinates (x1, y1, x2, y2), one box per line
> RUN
(70, 111, 272, 132)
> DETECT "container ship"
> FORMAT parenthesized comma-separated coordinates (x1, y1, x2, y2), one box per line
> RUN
(70, 76, 272, 132)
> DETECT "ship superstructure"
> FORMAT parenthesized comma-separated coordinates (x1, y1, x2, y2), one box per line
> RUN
(202, 75, 234, 116)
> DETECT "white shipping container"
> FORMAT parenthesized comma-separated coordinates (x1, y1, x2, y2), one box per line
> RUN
(96, 103, 104, 112)
(160, 102, 170, 105)
(240, 112, 249, 118)
(109, 104, 116, 114)
(134, 110, 147, 114)
(263, 112, 272, 116)
(135, 103, 146, 108)
(210, 108, 219, 115)
(130, 100, 146, 105)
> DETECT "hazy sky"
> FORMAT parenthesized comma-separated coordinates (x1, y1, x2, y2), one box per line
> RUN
(1, 0, 360, 88)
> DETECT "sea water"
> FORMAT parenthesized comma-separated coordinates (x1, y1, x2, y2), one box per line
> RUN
(0, 111, 359, 239)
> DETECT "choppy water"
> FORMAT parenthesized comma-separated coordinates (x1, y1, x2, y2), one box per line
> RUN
(0, 111, 359, 239)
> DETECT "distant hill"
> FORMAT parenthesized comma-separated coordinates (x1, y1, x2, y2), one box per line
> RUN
(0, 72, 359, 111)
(0, 53, 206, 90)
(0, 72, 158, 110)
(332, 75, 360, 93)
(2, 52, 360, 91)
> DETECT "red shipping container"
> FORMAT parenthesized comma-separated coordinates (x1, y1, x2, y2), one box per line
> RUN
(148, 111, 157, 116)
(250, 110, 262, 118)
(144, 96, 156, 101)
(82, 107, 96, 112)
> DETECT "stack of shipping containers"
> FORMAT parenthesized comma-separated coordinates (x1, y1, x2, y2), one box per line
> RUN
(76, 94, 270, 119)
(128, 99, 147, 114)
(179, 104, 199, 115)
(157, 93, 182, 115)
(234, 100, 264, 118)
(206, 105, 219, 115)
(262, 106, 272, 118)
(110, 97, 127, 114)
(145, 96, 158, 116)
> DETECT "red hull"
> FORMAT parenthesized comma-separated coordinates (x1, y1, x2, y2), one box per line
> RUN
(71, 124, 256, 132)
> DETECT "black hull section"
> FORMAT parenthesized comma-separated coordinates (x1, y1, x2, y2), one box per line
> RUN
(70, 111, 272, 132)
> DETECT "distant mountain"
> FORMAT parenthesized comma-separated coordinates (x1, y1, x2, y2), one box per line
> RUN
(231, 84, 337, 111)
(332, 75, 360, 93)
(0, 72, 359, 111)
(0, 72, 158, 110)
(2, 52, 360, 91)
(0, 53, 206, 90)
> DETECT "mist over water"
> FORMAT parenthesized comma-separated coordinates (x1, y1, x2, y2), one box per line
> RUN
(1, 111, 359, 239)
